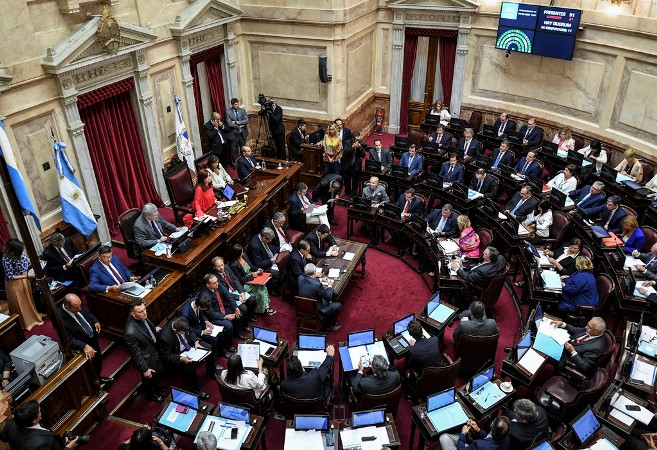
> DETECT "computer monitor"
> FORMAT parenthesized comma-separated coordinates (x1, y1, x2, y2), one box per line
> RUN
(424, 115, 439, 126)
(571, 407, 601, 445)
(534, 302, 544, 330)
(507, 131, 524, 144)
(426, 292, 440, 316)
(449, 118, 468, 129)
(498, 163, 514, 177)
(517, 330, 532, 360)
(600, 165, 617, 182)
(348, 329, 375, 347)
(482, 124, 497, 136)
(423, 142, 438, 152)
(308, 128, 325, 145)
(625, 268, 637, 297)
(477, 154, 492, 170)
(469, 365, 494, 392)
(391, 164, 409, 178)
(550, 188, 568, 207)
(524, 240, 540, 258)
(138, 267, 159, 285)
(218, 403, 251, 423)
(253, 326, 278, 345)
(427, 387, 456, 412)
(223, 184, 235, 200)
(298, 334, 326, 351)
(541, 141, 558, 154)
(394, 136, 411, 148)
(393, 314, 415, 336)
(351, 408, 386, 428)
(188, 217, 213, 238)
(381, 202, 402, 218)
(452, 183, 469, 200)
(566, 151, 584, 166)
(171, 387, 200, 410)
(352, 196, 372, 210)
(294, 414, 329, 431)
(365, 159, 381, 173)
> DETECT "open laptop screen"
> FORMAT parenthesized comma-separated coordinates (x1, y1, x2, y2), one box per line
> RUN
(348, 329, 375, 347)
(219, 403, 250, 423)
(352, 409, 386, 428)
(298, 334, 326, 350)
(393, 314, 414, 335)
(517, 330, 532, 360)
(471, 366, 494, 392)
(253, 326, 277, 345)
(171, 388, 200, 410)
(427, 388, 455, 412)
(223, 184, 235, 200)
(294, 414, 329, 431)
(572, 408, 601, 445)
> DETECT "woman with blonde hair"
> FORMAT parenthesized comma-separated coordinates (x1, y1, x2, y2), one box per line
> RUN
(322, 124, 342, 174)
(552, 127, 575, 152)
(2, 239, 43, 330)
(456, 215, 480, 258)
(615, 148, 644, 183)
(558, 256, 598, 313)
(620, 215, 645, 253)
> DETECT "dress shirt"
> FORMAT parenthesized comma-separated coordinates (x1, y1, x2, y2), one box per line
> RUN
(511, 199, 525, 215)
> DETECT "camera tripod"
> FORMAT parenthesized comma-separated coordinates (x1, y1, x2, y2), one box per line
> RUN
(255, 110, 274, 156)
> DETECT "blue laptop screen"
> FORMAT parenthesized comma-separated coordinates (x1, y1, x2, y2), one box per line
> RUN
(171, 388, 200, 409)
(427, 293, 440, 315)
(223, 184, 235, 200)
(219, 403, 250, 422)
(298, 334, 326, 350)
(295, 415, 329, 431)
(532, 441, 555, 450)
(394, 314, 414, 335)
(572, 409, 601, 444)
(472, 366, 495, 391)
(427, 388, 455, 412)
(352, 409, 386, 428)
(535, 304, 543, 329)
(348, 329, 375, 347)
(253, 326, 277, 345)
(517, 331, 532, 359)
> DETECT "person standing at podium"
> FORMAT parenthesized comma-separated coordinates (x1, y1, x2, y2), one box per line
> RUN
(2, 239, 43, 331)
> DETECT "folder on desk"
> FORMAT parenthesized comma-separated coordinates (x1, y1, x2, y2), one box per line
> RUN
(533, 321, 568, 360)
(616, 173, 634, 183)
(428, 302, 454, 324)
(427, 402, 470, 433)
(467, 189, 484, 200)
(633, 285, 656, 298)
(540, 271, 562, 291)
(517, 348, 546, 375)
(470, 382, 506, 409)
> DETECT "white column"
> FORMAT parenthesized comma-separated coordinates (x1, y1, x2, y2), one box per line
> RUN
(180, 43, 202, 153)
(224, 25, 238, 104)
(451, 14, 472, 118)
(388, 14, 405, 135)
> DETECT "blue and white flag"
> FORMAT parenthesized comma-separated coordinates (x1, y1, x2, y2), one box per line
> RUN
(53, 141, 98, 237)
(174, 94, 195, 173)
(0, 121, 41, 230)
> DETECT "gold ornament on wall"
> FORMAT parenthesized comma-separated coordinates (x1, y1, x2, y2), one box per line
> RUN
(97, 4, 120, 54)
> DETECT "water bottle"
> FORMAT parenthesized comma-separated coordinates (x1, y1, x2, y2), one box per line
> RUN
(150, 275, 156, 287)
(262, 161, 266, 170)
(166, 247, 172, 258)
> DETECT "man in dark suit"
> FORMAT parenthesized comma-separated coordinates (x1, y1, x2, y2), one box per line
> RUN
(289, 182, 317, 231)
(42, 232, 84, 285)
(236, 145, 258, 180)
(267, 99, 286, 159)
(124, 299, 165, 402)
(248, 227, 282, 295)
(452, 300, 499, 347)
(180, 295, 226, 361)
(399, 144, 424, 178)
(519, 118, 544, 147)
(133, 203, 179, 249)
(438, 153, 465, 184)
(506, 185, 539, 222)
(469, 169, 498, 198)
(199, 273, 245, 345)
(225, 98, 249, 165)
(632, 242, 657, 280)
(494, 112, 517, 136)
(267, 212, 294, 251)
(285, 240, 315, 295)
(452, 248, 507, 291)
(335, 118, 352, 152)
(425, 204, 459, 238)
(369, 139, 393, 172)
(504, 399, 549, 450)
(440, 417, 511, 450)
(552, 317, 607, 376)
(396, 188, 423, 219)
(406, 319, 446, 373)
(157, 317, 210, 398)
(491, 140, 514, 169)
(305, 224, 339, 258)
(0, 400, 79, 449)
(429, 124, 452, 153)
(569, 181, 607, 218)
(514, 151, 541, 178)
(457, 128, 479, 163)
(352, 354, 400, 396)
(313, 173, 343, 225)
(298, 263, 341, 331)
(342, 130, 367, 195)
(204, 111, 228, 165)
(281, 344, 334, 400)
(88, 245, 138, 293)
(210, 255, 256, 326)
(60, 293, 112, 384)
(289, 120, 307, 161)
(594, 195, 627, 234)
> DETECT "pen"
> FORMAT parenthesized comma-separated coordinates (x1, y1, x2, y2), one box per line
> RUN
(484, 394, 490, 402)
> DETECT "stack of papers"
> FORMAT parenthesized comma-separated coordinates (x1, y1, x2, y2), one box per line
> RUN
(169, 226, 189, 239)
(468, 189, 484, 200)
(340, 426, 390, 450)
(343, 252, 355, 261)
(536, 251, 552, 267)
(611, 394, 654, 425)
(541, 271, 562, 291)
(533, 319, 570, 360)
(285, 428, 324, 450)
(625, 255, 645, 268)
(297, 350, 327, 368)
(517, 224, 531, 236)
(498, 212, 508, 220)
(181, 348, 210, 362)
(517, 347, 546, 375)
(438, 240, 460, 254)
(328, 268, 340, 279)
(630, 357, 656, 386)
(309, 204, 328, 216)
(589, 438, 618, 450)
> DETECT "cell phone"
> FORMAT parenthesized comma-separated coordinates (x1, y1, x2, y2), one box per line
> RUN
(175, 405, 189, 413)
(625, 404, 641, 411)
(231, 427, 238, 439)
(264, 347, 275, 356)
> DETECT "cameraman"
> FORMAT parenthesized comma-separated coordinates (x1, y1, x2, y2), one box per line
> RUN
(0, 400, 79, 448)
(119, 426, 173, 450)
(266, 98, 286, 160)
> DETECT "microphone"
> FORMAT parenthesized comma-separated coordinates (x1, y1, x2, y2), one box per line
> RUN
(600, 377, 622, 414)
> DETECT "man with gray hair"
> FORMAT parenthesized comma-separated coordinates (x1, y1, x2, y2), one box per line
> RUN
(425, 204, 458, 238)
(133, 203, 179, 249)
(298, 263, 342, 331)
(568, 181, 606, 218)
(551, 317, 607, 376)
(196, 430, 217, 450)
(457, 128, 480, 163)
(504, 399, 549, 450)
(248, 227, 282, 296)
(352, 354, 400, 396)
(267, 212, 293, 252)
(42, 232, 84, 284)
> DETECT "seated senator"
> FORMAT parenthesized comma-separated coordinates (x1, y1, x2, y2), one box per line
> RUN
(523, 200, 553, 245)
(594, 195, 627, 235)
(406, 319, 446, 374)
(429, 124, 452, 153)
(289, 182, 329, 230)
(305, 224, 339, 259)
(41, 232, 85, 285)
(620, 215, 645, 254)
(457, 128, 479, 163)
(226, 247, 275, 316)
(469, 168, 497, 198)
(236, 145, 258, 180)
(615, 148, 644, 183)
(88, 244, 138, 293)
(298, 263, 341, 332)
(351, 354, 401, 396)
(400, 144, 424, 177)
(247, 228, 282, 296)
(451, 247, 506, 291)
(547, 164, 578, 194)
(396, 188, 423, 219)
(426, 204, 458, 238)
(457, 215, 480, 258)
(491, 140, 514, 169)
(281, 345, 334, 400)
(494, 112, 516, 136)
(519, 117, 543, 147)
(438, 153, 465, 184)
(577, 140, 607, 173)
(514, 151, 541, 178)
(429, 100, 451, 122)
(206, 154, 234, 190)
(552, 127, 575, 152)
(134, 203, 179, 249)
(369, 139, 393, 172)
(504, 399, 549, 450)
(568, 181, 606, 218)
(183, 168, 218, 228)
(452, 300, 499, 348)
(439, 417, 511, 450)
(551, 317, 607, 376)
(558, 256, 599, 313)
(505, 185, 538, 222)
(362, 176, 390, 208)
(544, 238, 582, 276)
(220, 355, 269, 399)
(284, 240, 314, 296)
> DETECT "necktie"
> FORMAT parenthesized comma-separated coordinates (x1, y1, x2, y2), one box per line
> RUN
(214, 290, 226, 314)
(577, 193, 591, 207)
(437, 133, 442, 144)
(277, 226, 289, 243)
(464, 140, 470, 152)
(573, 335, 589, 344)
(404, 201, 410, 214)
(58, 248, 71, 263)
(477, 179, 483, 192)
(525, 128, 530, 139)
(300, 194, 310, 206)
(263, 240, 273, 258)
(377, 150, 381, 161)
(493, 152, 503, 168)
(500, 122, 506, 133)
(108, 264, 124, 284)
(77, 312, 94, 337)
(150, 220, 162, 238)
(511, 199, 525, 215)
(408, 155, 413, 168)
(248, 158, 254, 167)
(223, 272, 234, 291)
(437, 217, 446, 231)
(139, 320, 156, 342)
(604, 209, 615, 230)
(179, 333, 191, 351)
(448, 165, 453, 177)
(522, 162, 530, 175)
(318, 235, 323, 249)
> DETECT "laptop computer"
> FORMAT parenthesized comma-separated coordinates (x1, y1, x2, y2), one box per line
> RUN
(222, 184, 236, 201)
(467, 365, 495, 394)
(621, 179, 653, 196)
(451, 183, 469, 200)
(449, 118, 468, 130)
(514, 330, 532, 361)
(497, 163, 514, 177)
(294, 414, 330, 431)
(253, 326, 278, 357)
(424, 114, 439, 126)
(600, 165, 618, 183)
(388, 313, 415, 353)
(475, 154, 492, 170)
(530, 441, 555, 450)
(218, 402, 251, 423)
(590, 225, 611, 238)
(381, 202, 402, 218)
(348, 329, 375, 347)
(171, 387, 201, 410)
(394, 136, 411, 149)
(391, 164, 409, 178)
(297, 334, 327, 368)
(550, 188, 568, 208)
(352, 408, 386, 428)
(425, 387, 470, 432)
(571, 407, 602, 446)
(424, 292, 454, 325)
(507, 131, 524, 144)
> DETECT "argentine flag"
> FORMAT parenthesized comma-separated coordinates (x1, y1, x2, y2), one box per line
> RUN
(174, 94, 195, 173)
(53, 142, 98, 237)
(0, 121, 41, 230)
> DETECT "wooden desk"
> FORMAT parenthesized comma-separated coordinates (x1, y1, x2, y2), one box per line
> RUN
(84, 270, 185, 340)
(409, 398, 474, 450)
(456, 378, 516, 420)
(284, 419, 339, 448)
(346, 204, 379, 245)
(417, 300, 459, 337)
(248, 335, 289, 378)
(0, 314, 25, 355)
(618, 350, 657, 397)
(170, 409, 267, 450)
(555, 426, 624, 450)
(316, 238, 366, 298)
(593, 386, 648, 436)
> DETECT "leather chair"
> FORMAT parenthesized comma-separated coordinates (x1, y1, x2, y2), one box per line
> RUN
(478, 228, 494, 254)
(564, 274, 615, 326)
(641, 226, 657, 252)
(118, 208, 142, 261)
(581, 246, 593, 260)
(468, 111, 483, 133)
(622, 204, 638, 218)
(194, 153, 212, 172)
(294, 296, 324, 333)
(80, 252, 98, 285)
(352, 383, 403, 418)
(162, 161, 195, 224)
(545, 211, 570, 246)
(474, 264, 510, 309)
(573, 135, 585, 151)
(216, 377, 273, 417)
(408, 130, 425, 149)
(640, 161, 654, 184)
(455, 333, 499, 375)
(537, 160, 550, 181)
(408, 356, 461, 403)
(536, 367, 607, 423)
(560, 330, 615, 381)
(279, 391, 327, 419)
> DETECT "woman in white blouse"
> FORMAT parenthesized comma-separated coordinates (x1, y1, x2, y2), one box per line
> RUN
(547, 164, 578, 194)
(577, 140, 608, 173)
(552, 127, 575, 152)
(220, 355, 268, 398)
(523, 200, 553, 245)
(206, 154, 233, 190)
(429, 100, 452, 122)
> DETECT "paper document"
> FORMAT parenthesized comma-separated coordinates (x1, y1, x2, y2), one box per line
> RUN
(160, 402, 197, 432)
(565, 197, 575, 207)
(309, 204, 328, 216)
(641, 325, 657, 343)
(429, 303, 454, 323)
(181, 348, 210, 362)
(541, 271, 562, 290)
(511, 174, 525, 181)
(254, 338, 276, 357)
(208, 325, 224, 337)
(285, 428, 324, 450)
(533, 319, 569, 360)
(217, 420, 249, 450)
(609, 408, 634, 427)
(625, 255, 645, 268)
(517, 347, 546, 375)
(537, 251, 552, 267)
(471, 382, 506, 409)
(630, 357, 656, 386)
(439, 240, 460, 254)
(0, 313, 9, 324)
(238, 343, 260, 368)
(427, 402, 469, 432)
(343, 252, 355, 261)
(467, 189, 484, 200)
(169, 226, 188, 239)
(638, 342, 657, 357)
(612, 395, 654, 425)
(340, 425, 390, 450)
(297, 350, 327, 368)
(616, 173, 634, 183)
(633, 285, 656, 298)
(589, 438, 619, 450)
(498, 212, 508, 220)
(328, 268, 340, 279)
(517, 224, 531, 236)
(218, 200, 238, 208)
(401, 326, 430, 342)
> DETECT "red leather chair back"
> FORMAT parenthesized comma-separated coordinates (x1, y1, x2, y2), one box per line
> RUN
(548, 211, 570, 243)
(118, 208, 142, 261)
(456, 333, 499, 373)
(408, 130, 425, 148)
(641, 226, 657, 252)
(640, 161, 654, 184)
(468, 111, 483, 133)
(478, 228, 494, 253)
(416, 358, 461, 402)
(356, 384, 402, 418)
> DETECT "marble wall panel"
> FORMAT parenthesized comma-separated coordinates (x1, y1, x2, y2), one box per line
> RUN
(613, 59, 657, 145)
(347, 33, 374, 105)
(151, 69, 177, 148)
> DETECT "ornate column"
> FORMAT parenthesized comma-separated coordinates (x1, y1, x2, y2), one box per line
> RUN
(132, 50, 170, 202)
(388, 13, 405, 135)
(451, 13, 472, 118)
(57, 73, 111, 242)
(224, 25, 239, 101)
(180, 40, 202, 153)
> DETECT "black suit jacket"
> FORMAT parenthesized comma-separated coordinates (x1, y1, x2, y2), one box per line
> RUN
(285, 250, 315, 293)
(289, 127, 306, 159)
(457, 137, 480, 160)
(124, 316, 163, 374)
(506, 193, 538, 222)
(353, 368, 401, 395)
(281, 354, 333, 399)
(340, 127, 353, 151)
(237, 155, 257, 180)
(42, 238, 80, 282)
(457, 257, 507, 289)
(408, 336, 446, 372)
(518, 125, 544, 147)
(596, 207, 628, 235)
(247, 234, 278, 271)
(204, 119, 227, 153)
(490, 148, 514, 168)
(507, 405, 549, 450)
(266, 220, 292, 250)
(564, 324, 607, 375)
(369, 148, 393, 170)
(396, 194, 423, 217)
(228, 255, 257, 286)
(313, 174, 343, 205)
(0, 420, 64, 450)
(157, 321, 201, 366)
(453, 317, 499, 346)
(268, 105, 285, 135)
(494, 119, 517, 134)
(552, 248, 580, 276)
(305, 229, 337, 258)
(59, 304, 99, 352)
(469, 174, 498, 198)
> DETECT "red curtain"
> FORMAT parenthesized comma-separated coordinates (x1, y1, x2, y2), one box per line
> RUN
(0, 208, 10, 246)
(190, 63, 206, 131)
(399, 35, 418, 134)
(439, 38, 457, 109)
(79, 82, 162, 235)
(190, 45, 226, 130)
(205, 58, 226, 121)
